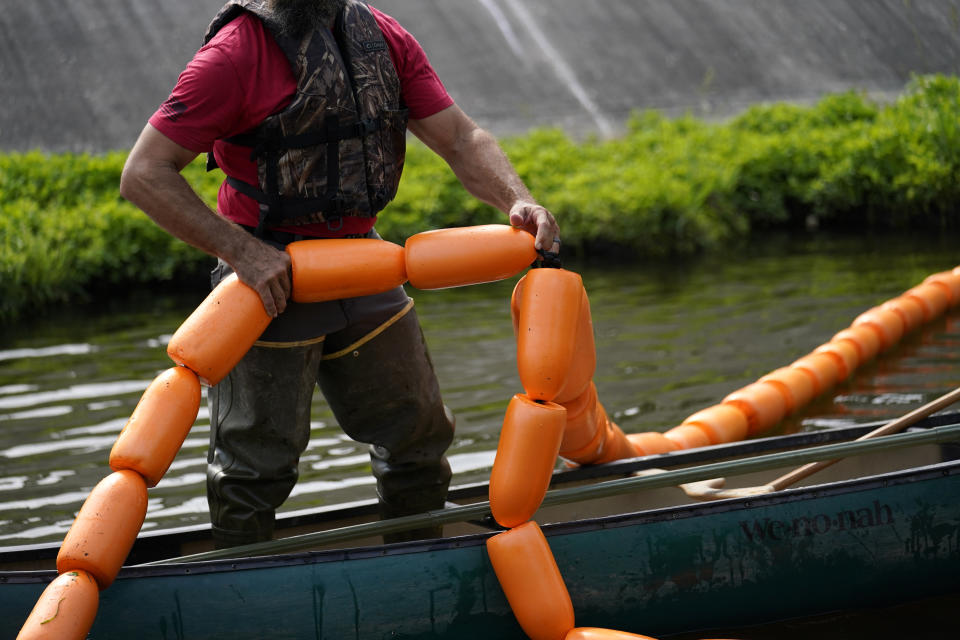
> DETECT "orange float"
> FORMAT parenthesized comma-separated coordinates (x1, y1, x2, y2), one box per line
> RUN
(554, 289, 597, 404)
(852, 307, 904, 351)
(663, 424, 712, 450)
(489, 395, 567, 528)
(558, 384, 601, 453)
(558, 388, 633, 465)
(286, 238, 407, 303)
(594, 420, 638, 464)
(166, 273, 272, 385)
(627, 431, 680, 456)
(904, 283, 950, 322)
(405, 224, 537, 290)
(681, 404, 749, 445)
(510, 274, 525, 335)
(56, 470, 148, 589)
(831, 325, 881, 364)
(925, 270, 960, 306)
(516, 268, 585, 402)
(880, 296, 925, 334)
(722, 381, 788, 435)
(812, 340, 860, 381)
(109, 366, 202, 487)
(758, 366, 816, 414)
(16, 570, 99, 640)
(559, 417, 608, 463)
(565, 629, 659, 640)
(513, 275, 596, 404)
(789, 353, 840, 396)
(487, 521, 576, 640)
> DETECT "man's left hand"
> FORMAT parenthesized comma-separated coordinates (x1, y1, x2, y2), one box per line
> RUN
(509, 201, 560, 253)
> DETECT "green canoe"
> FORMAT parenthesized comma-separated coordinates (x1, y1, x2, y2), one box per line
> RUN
(2, 414, 959, 639)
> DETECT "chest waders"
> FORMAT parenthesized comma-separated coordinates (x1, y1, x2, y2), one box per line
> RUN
(202, 3, 453, 547)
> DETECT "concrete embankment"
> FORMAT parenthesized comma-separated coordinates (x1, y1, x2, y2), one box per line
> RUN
(2, 0, 958, 152)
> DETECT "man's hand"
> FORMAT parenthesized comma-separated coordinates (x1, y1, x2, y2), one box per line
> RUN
(409, 106, 562, 253)
(228, 239, 293, 318)
(509, 201, 560, 252)
(121, 124, 291, 317)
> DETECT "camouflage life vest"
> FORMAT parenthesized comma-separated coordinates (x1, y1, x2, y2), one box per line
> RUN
(204, 0, 408, 233)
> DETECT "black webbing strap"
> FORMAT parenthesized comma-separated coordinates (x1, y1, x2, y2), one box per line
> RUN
(325, 115, 341, 229)
(533, 250, 563, 269)
(227, 176, 339, 219)
(225, 118, 381, 159)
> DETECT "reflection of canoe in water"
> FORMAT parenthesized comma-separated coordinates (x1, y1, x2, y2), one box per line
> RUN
(2, 414, 960, 639)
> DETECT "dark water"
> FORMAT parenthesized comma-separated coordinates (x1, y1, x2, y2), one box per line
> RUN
(2, 232, 960, 549)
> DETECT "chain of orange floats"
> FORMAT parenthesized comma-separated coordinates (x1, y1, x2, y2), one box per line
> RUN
(16, 224, 960, 640)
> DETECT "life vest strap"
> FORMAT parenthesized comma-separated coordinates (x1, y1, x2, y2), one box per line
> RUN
(225, 117, 382, 159)
(226, 176, 346, 233)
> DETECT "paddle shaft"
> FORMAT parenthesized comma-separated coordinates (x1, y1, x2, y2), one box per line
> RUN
(768, 385, 960, 491)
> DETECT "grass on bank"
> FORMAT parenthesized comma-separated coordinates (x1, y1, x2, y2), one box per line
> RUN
(2, 74, 959, 322)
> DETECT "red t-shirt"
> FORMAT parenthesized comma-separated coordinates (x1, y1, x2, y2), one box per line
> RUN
(149, 8, 453, 237)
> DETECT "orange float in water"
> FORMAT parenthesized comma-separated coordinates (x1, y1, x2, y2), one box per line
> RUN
(722, 381, 788, 436)
(831, 325, 881, 365)
(663, 425, 712, 450)
(881, 296, 925, 334)
(57, 470, 148, 589)
(565, 628, 659, 640)
(487, 521, 575, 640)
(516, 268, 584, 402)
(627, 431, 680, 456)
(489, 395, 566, 528)
(790, 353, 840, 395)
(109, 366, 201, 487)
(405, 224, 537, 290)
(166, 273, 272, 386)
(852, 307, 904, 351)
(16, 570, 99, 640)
(925, 270, 960, 306)
(286, 238, 407, 303)
(682, 404, 749, 445)
(904, 282, 950, 322)
(759, 366, 816, 413)
(813, 340, 860, 381)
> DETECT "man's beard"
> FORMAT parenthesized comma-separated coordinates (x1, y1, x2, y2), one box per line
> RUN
(270, 0, 347, 38)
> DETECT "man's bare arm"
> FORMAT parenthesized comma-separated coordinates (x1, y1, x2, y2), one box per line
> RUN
(408, 104, 560, 252)
(119, 124, 291, 316)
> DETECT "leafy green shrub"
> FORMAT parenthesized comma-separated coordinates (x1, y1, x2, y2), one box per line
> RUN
(3, 74, 960, 322)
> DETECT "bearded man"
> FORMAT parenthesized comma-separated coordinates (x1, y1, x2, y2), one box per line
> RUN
(120, 0, 560, 549)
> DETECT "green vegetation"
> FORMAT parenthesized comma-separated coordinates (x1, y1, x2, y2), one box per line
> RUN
(3, 74, 959, 322)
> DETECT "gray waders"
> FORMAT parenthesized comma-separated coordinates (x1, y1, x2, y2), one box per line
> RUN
(206, 239, 454, 548)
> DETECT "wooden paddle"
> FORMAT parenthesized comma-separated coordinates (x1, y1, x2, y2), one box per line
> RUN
(680, 384, 960, 501)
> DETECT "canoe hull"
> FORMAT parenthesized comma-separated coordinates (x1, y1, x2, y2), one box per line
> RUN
(3, 460, 958, 639)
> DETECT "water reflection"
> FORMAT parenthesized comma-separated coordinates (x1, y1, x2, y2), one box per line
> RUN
(1, 232, 959, 545)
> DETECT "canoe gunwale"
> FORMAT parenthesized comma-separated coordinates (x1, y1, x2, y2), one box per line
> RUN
(2, 413, 958, 568)
(4, 436, 959, 584)
(0, 418, 901, 564)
